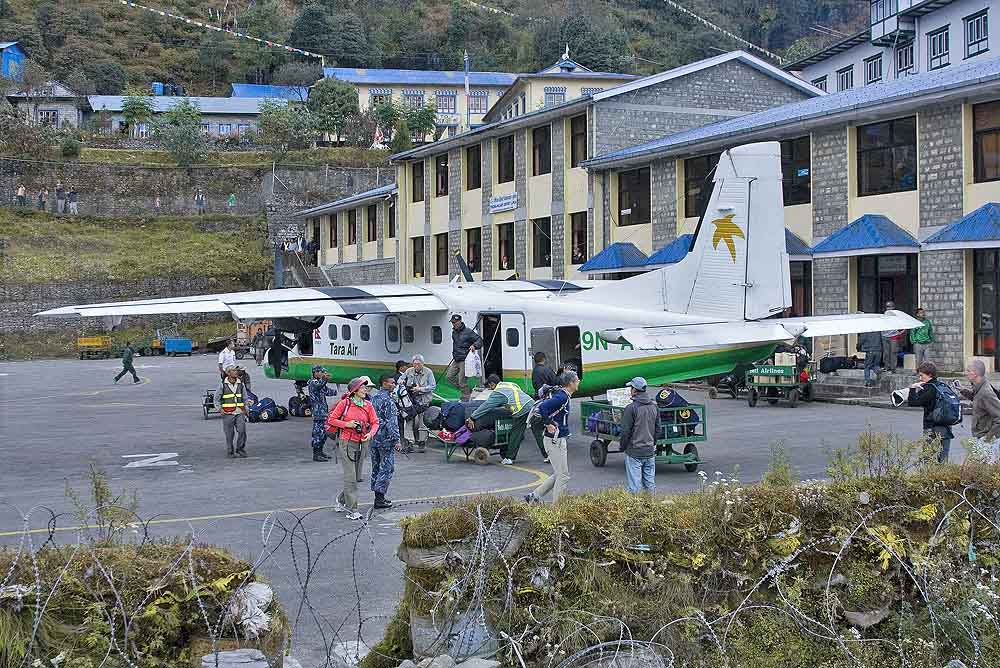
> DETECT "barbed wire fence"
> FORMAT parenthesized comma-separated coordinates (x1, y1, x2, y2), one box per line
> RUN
(1, 483, 998, 668)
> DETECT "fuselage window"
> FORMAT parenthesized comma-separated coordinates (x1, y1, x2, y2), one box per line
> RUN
(361, 325, 371, 341)
(506, 328, 519, 347)
(388, 325, 400, 343)
(342, 324, 352, 341)
(404, 326, 415, 343)
(328, 325, 338, 341)
(432, 326, 442, 344)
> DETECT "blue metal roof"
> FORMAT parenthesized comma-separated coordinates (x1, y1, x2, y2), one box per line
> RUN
(785, 229, 812, 258)
(579, 242, 649, 272)
(924, 203, 1000, 247)
(646, 234, 693, 265)
(231, 83, 309, 100)
(323, 67, 516, 87)
(812, 215, 920, 257)
(585, 54, 1000, 168)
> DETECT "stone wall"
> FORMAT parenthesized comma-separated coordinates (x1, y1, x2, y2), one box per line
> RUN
(813, 257, 851, 356)
(321, 257, 397, 286)
(919, 249, 965, 371)
(448, 148, 462, 278)
(811, 127, 850, 238)
(550, 120, 566, 279)
(514, 129, 528, 277)
(649, 157, 677, 248)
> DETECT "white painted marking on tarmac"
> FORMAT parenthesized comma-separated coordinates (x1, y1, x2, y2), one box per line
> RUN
(122, 453, 179, 468)
(136, 364, 160, 369)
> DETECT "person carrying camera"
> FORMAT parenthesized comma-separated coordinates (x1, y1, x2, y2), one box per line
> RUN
(525, 371, 579, 504)
(326, 377, 379, 521)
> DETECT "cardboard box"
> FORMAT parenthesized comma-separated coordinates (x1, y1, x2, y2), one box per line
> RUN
(774, 352, 796, 366)
(607, 387, 633, 407)
(903, 353, 916, 370)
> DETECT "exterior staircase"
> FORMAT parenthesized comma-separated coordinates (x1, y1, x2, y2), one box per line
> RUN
(812, 368, 914, 400)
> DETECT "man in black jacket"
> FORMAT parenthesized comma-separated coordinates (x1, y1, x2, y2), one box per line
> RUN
(620, 377, 659, 493)
(446, 315, 483, 401)
(906, 361, 954, 463)
(531, 352, 559, 396)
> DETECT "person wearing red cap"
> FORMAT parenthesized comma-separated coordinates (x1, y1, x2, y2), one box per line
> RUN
(325, 376, 379, 520)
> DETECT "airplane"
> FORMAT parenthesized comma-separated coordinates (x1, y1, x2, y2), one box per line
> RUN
(38, 142, 922, 401)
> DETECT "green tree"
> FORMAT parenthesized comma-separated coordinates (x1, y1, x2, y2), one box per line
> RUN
(121, 85, 155, 137)
(258, 100, 319, 159)
(389, 119, 413, 153)
(152, 99, 208, 167)
(273, 61, 324, 103)
(371, 101, 400, 141)
(307, 77, 359, 137)
(533, 16, 630, 72)
(329, 12, 369, 68)
(404, 102, 437, 144)
(84, 61, 126, 94)
(198, 31, 234, 92)
(289, 5, 332, 54)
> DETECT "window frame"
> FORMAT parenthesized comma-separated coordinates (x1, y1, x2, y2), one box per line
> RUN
(468, 94, 488, 114)
(532, 125, 551, 176)
(412, 236, 425, 278)
(811, 76, 827, 92)
(617, 167, 651, 227)
(465, 227, 482, 273)
(329, 214, 338, 248)
(387, 323, 400, 343)
(496, 135, 515, 184)
(360, 325, 370, 341)
(973, 100, 1000, 183)
(347, 209, 358, 245)
(684, 154, 720, 219)
(328, 324, 338, 340)
(780, 137, 811, 206)
(506, 328, 519, 347)
(965, 10, 989, 58)
(496, 222, 514, 271)
(896, 42, 915, 75)
(412, 161, 424, 203)
(837, 65, 854, 91)
(435, 232, 449, 277)
(435, 154, 449, 197)
(403, 326, 415, 343)
(864, 54, 883, 85)
(570, 212, 588, 265)
(570, 115, 587, 168)
(466, 144, 482, 190)
(341, 324, 352, 341)
(436, 92, 456, 114)
(532, 217, 552, 268)
(387, 201, 396, 238)
(431, 326, 443, 344)
(928, 26, 950, 70)
(366, 203, 378, 242)
(856, 116, 918, 197)
(403, 92, 424, 110)
(543, 91, 565, 107)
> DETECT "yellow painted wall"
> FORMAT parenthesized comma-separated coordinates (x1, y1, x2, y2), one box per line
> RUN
(566, 167, 588, 213)
(430, 193, 449, 235)
(461, 190, 481, 228)
(848, 191, 919, 236)
(784, 204, 813, 243)
(528, 174, 552, 218)
(613, 223, 653, 254)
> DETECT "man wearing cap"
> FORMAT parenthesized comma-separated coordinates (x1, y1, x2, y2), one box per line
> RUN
(370, 373, 402, 509)
(307, 364, 338, 462)
(468, 374, 535, 465)
(402, 353, 436, 452)
(214, 365, 250, 458)
(619, 377, 658, 493)
(325, 376, 379, 520)
(447, 315, 483, 401)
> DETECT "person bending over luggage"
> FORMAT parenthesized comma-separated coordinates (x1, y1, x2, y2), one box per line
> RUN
(468, 374, 535, 465)
(370, 374, 402, 509)
(402, 354, 436, 453)
(620, 377, 659, 494)
(906, 361, 954, 464)
(308, 364, 337, 462)
(525, 371, 579, 505)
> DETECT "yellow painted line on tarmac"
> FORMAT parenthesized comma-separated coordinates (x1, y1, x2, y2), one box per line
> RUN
(0, 377, 151, 404)
(0, 464, 547, 537)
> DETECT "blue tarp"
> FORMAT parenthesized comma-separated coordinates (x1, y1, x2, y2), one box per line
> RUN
(579, 242, 649, 272)
(811, 214, 919, 256)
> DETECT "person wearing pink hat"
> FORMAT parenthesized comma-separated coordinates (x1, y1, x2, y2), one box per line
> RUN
(325, 376, 379, 520)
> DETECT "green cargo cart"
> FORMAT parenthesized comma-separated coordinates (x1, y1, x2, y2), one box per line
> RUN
(437, 416, 515, 464)
(745, 364, 805, 407)
(581, 400, 705, 471)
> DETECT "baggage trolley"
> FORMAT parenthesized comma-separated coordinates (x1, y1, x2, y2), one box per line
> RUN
(581, 400, 705, 471)
(745, 364, 813, 407)
(436, 416, 514, 465)
(203, 390, 219, 419)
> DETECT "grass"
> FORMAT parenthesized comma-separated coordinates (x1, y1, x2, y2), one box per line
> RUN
(0, 208, 271, 283)
(77, 146, 390, 168)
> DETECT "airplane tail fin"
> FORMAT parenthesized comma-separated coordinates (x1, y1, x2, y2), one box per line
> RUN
(577, 141, 791, 321)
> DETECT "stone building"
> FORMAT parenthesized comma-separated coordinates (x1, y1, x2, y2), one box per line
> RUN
(6, 81, 86, 128)
(583, 55, 1000, 371)
(86, 95, 282, 137)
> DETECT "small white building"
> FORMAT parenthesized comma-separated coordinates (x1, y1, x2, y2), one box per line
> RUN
(86, 95, 285, 137)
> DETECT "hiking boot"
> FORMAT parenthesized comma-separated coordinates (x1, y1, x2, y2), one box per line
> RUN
(227, 450, 235, 458)
(236, 449, 247, 458)
(416, 441, 426, 453)
(133, 379, 142, 384)
(334, 500, 346, 513)
(313, 452, 329, 462)
(374, 493, 393, 509)
(345, 511, 363, 521)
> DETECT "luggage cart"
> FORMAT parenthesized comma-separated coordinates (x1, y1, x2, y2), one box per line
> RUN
(581, 400, 705, 471)
(745, 364, 813, 407)
(202, 390, 219, 419)
(435, 416, 514, 464)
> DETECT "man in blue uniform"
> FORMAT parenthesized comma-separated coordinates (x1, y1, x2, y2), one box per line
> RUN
(370, 373, 402, 509)
(308, 364, 338, 462)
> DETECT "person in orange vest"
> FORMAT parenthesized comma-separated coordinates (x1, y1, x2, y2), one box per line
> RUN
(214, 365, 249, 458)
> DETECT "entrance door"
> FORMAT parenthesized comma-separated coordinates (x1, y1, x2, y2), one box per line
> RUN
(556, 326, 583, 378)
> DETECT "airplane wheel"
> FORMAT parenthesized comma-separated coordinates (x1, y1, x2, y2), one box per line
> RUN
(590, 440, 608, 467)
(708, 387, 718, 400)
(203, 406, 209, 420)
(683, 444, 699, 472)
(471, 447, 491, 465)
(787, 388, 800, 407)
(748, 389, 758, 407)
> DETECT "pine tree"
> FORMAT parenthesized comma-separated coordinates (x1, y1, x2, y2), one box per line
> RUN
(390, 119, 413, 153)
(289, 5, 332, 55)
(330, 13, 369, 68)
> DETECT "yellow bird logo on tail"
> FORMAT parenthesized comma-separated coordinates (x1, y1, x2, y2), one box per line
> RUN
(711, 213, 745, 263)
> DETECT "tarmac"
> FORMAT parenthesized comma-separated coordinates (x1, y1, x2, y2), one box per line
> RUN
(0, 354, 969, 665)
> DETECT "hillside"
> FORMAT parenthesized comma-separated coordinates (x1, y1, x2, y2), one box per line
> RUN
(0, 0, 865, 96)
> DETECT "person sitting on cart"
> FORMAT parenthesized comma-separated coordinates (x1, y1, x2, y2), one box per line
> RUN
(620, 377, 658, 494)
(467, 375, 535, 466)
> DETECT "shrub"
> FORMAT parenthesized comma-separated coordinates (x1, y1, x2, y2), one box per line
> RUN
(60, 136, 82, 158)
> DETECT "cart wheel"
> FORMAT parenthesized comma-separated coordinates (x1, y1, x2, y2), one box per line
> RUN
(767, 398, 779, 405)
(683, 444, 699, 472)
(788, 388, 800, 407)
(590, 439, 608, 467)
(471, 447, 491, 465)
(708, 387, 718, 400)
(801, 383, 814, 402)
(236, 350, 246, 360)
(748, 388, 758, 407)
(79, 352, 86, 360)
(259, 410, 271, 422)
(203, 406, 210, 420)
(729, 387, 738, 400)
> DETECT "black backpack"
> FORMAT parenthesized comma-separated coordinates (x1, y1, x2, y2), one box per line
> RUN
(929, 380, 962, 427)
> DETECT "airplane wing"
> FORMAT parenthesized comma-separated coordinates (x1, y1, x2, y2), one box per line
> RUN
(36, 285, 448, 320)
(603, 310, 923, 351)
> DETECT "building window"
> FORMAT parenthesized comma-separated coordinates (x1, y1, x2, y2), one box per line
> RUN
(497, 222, 514, 271)
(412, 236, 425, 278)
(135, 122, 149, 138)
(465, 227, 482, 273)
(928, 26, 950, 69)
(432, 326, 443, 344)
(435, 232, 449, 276)
(857, 254, 918, 316)
(896, 43, 914, 75)
(570, 212, 588, 265)
(781, 137, 811, 206)
(412, 161, 424, 202)
(811, 76, 827, 92)
(447, 126, 457, 138)
(837, 66, 854, 91)
(966, 10, 989, 58)
(469, 93, 488, 114)
(238, 124, 251, 136)
(618, 167, 650, 227)
(347, 209, 358, 245)
(200, 122, 212, 135)
(532, 125, 551, 176)
(360, 325, 370, 341)
(367, 203, 377, 242)
(218, 123, 233, 136)
(436, 92, 456, 114)
(388, 201, 396, 238)
(974, 250, 1000, 362)
(497, 135, 514, 183)
(403, 92, 423, 109)
(435, 154, 449, 197)
(870, 0, 896, 23)
(790, 261, 812, 317)
(370, 92, 391, 107)
(857, 116, 917, 196)
(532, 217, 551, 268)
(466, 144, 482, 190)
(570, 115, 587, 168)
(864, 54, 883, 85)
(684, 154, 720, 219)
(973, 101, 1000, 183)
(328, 215, 338, 248)
(544, 91, 565, 107)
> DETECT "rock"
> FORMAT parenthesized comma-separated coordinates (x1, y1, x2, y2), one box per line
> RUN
(456, 658, 501, 668)
(397, 522, 525, 570)
(332, 640, 370, 665)
(397, 661, 417, 668)
(945, 661, 968, 668)
(201, 649, 268, 668)
(428, 655, 457, 668)
(416, 658, 434, 668)
(410, 608, 499, 660)
(284, 659, 304, 668)
(843, 603, 891, 628)
(569, 643, 665, 668)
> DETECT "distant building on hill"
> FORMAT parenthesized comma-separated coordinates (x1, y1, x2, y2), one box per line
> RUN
(230, 83, 310, 103)
(86, 95, 284, 137)
(5, 81, 86, 128)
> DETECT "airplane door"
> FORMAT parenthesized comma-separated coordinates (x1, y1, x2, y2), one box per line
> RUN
(501, 313, 528, 386)
(385, 315, 402, 354)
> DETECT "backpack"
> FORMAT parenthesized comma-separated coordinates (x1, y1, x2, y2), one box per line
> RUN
(394, 384, 421, 419)
(930, 380, 962, 427)
(441, 401, 466, 432)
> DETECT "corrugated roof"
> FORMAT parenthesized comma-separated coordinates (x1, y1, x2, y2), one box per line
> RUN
(292, 183, 398, 219)
(0, 41, 20, 50)
(812, 215, 920, 257)
(584, 55, 1000, 169)
(88, 95, 284, 115)
(323, 67, 516, 87)
(646, 234, 693, 265)
(782, 30, 871, 71)
(785, 229, 813, 258)
(923, 202, 1000, 248)
(579, 242, 649, 272)
(231, 83, 309, 100)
